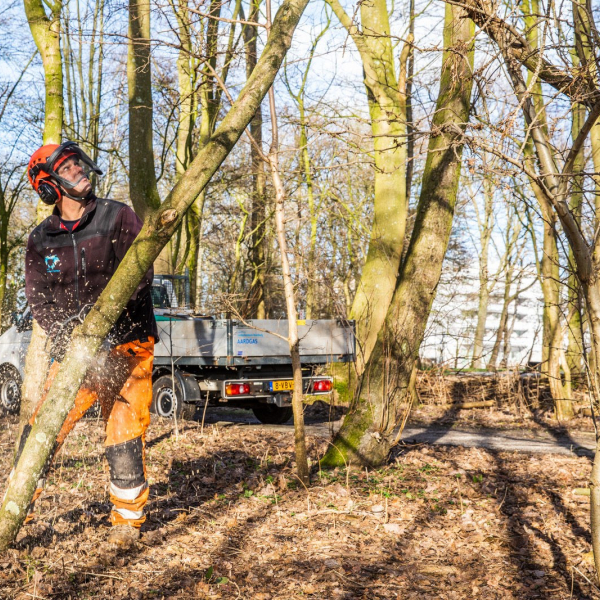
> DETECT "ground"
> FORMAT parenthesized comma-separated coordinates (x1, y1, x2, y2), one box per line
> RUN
(1, 404, 599, 599)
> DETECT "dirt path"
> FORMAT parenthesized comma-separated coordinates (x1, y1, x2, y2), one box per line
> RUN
(218, 413, 598, 456)
(399, 426, 596, 456)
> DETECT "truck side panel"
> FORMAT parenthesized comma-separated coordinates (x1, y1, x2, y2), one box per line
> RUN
(154, 317, 228, 359)
(233, 320, 354, 360)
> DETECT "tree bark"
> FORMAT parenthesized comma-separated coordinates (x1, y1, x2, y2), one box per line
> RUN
(519, 0, 573, 418)
(18, 0, 64, 456)
(0, 0, 310, 550)
(268, 74, 310, 486)
(326, 0, 408, 376)
(566, 24, 588, 384)
(243, 0, 268, 319)
(321, 2, 474, 468)
(471, 175, 493, 369)
(128, 0, 161, 219)
(155, 0, 197, 281)
(23, 0, 63, 148)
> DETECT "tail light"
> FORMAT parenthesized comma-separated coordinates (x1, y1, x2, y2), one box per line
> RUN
(226, 383, 251, 396)
(312, 380, 332, 392)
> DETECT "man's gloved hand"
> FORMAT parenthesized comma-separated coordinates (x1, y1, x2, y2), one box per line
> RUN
(47, 305, 94, 362)
(49, 320, 77, 362)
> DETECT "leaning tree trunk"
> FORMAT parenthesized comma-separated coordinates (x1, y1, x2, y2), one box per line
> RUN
(0, 0, 310, 550)
(321, 2, 475, 468)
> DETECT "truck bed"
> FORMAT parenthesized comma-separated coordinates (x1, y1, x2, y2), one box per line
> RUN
(153, 313, 355, 367)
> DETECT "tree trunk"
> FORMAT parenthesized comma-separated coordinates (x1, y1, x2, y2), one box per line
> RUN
(321, 2, 474, 468)
(127, 0, 161, 219)
(519, 0, 573, 418)
(566, 64, 585, 384)
(23, 0, 63, 148)
(488, 271, 513, 370)
(300, 106, 317, 320)
(0, 0, 310, 550)
(156, 0, 197, 282)
(18, 0, 64, 454)
(539, 208, 573, 418)
(243, 0, 268, 319)
(471, 176, 493, 369)
(268, 86, 310, 485)
(327, 0, 408, 376)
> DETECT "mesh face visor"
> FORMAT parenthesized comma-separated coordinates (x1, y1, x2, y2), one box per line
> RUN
(34, 141, 103, 190)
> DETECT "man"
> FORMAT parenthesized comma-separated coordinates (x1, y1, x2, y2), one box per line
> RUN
(15, 141, 158, 546)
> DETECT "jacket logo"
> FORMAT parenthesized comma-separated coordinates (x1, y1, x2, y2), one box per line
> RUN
(45, 255, 60, 273)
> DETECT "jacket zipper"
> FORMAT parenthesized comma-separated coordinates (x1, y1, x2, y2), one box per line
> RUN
(81, 248, 86, 286)
(71, 233, 80, 310)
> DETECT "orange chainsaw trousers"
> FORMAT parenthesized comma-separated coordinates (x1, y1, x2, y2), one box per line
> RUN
(23, 337, 155, 528)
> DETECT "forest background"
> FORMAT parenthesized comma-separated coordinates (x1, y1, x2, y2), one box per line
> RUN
(3, 0, 600, 578)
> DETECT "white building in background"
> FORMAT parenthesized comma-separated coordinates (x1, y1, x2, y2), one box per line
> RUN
(420, 267, 543, 369)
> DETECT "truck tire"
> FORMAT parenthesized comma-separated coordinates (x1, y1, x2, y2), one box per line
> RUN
(0, 366, 21, 415)
(152, 374, 184, 420)
(252, 404, 293, 424)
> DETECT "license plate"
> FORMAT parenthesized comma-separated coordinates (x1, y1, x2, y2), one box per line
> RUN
(271, 380, 294, 391)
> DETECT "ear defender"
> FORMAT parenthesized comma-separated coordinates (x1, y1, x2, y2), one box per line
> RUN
(36, 180, 62, 205)
(28, 141, 102, 205)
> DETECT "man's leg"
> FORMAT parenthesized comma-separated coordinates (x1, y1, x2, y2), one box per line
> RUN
(11, 360, 98, 521)
(102, 338, 154, 538)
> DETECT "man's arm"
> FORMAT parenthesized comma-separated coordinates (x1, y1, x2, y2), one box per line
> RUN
(24, 236, 55, 333)
(112, 205, 154, 300)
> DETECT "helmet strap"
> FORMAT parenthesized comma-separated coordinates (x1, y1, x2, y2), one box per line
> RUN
(58, 186, 93, 202)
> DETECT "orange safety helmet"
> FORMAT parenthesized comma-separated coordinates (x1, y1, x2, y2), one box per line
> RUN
(27, 141, 102, 205)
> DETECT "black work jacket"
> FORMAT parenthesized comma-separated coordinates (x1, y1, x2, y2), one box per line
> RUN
(25, 197, 158, 345)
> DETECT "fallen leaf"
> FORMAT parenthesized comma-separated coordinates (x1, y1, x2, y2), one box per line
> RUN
(383, 523, 404, 535)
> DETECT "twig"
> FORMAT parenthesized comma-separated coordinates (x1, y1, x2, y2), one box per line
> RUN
(571, 566, 600, 593)
(73, 571, 125, 581)
(200, 391, 209, 435)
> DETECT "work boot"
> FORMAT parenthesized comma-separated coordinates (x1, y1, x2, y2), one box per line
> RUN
(107, 524, 141, 547)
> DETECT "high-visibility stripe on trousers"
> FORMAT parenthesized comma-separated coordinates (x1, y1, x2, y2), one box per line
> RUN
(18, 337, 155, 528)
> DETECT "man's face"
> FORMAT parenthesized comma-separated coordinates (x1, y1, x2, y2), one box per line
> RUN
(56, 156, 92, 198)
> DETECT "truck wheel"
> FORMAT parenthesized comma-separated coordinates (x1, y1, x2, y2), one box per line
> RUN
(0, 366, 21, 415)
(152, 375, 184, 420)
(252, 404, 293, 424)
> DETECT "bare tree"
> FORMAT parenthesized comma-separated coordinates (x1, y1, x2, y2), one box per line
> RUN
(0, 0, 311, 549)
(321, 2, 475, 467)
